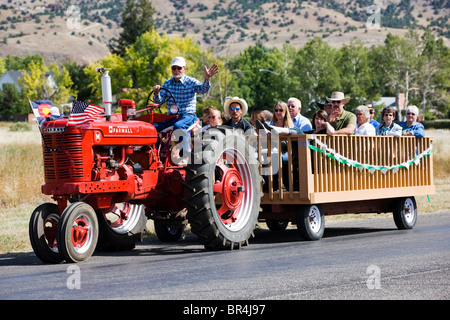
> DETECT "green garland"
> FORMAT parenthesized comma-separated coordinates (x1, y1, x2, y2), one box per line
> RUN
(307, 137, 433, 174)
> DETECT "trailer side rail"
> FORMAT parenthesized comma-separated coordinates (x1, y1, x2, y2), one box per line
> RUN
(259, 134, 434, 205)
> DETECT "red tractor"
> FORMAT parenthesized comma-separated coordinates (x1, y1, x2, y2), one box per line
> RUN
(29, 70, 262, 263)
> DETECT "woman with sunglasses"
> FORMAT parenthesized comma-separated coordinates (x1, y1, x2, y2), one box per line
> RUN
(270, 101, 294, 128)
(398, 105, 425, 138)
(375, 106, 402, 137)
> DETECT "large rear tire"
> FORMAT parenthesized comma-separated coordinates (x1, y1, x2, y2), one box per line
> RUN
(184, 128, 262, 250)
(96, 203, 147, 251)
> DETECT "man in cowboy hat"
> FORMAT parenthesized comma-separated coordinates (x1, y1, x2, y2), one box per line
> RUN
(223, 96, 253, 133)
(326, 91, 356, 135)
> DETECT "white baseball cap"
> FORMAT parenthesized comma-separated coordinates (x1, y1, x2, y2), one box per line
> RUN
(171, 56, 186, 68)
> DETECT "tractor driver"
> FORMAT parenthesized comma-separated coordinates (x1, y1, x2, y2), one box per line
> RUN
(152, 56, 218, 132)
(152, 57, 219, 163)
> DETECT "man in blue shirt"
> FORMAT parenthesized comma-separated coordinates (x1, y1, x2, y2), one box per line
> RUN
(287, 97, 312, 132)
(152, 57, 218, 164)
(152, 56, 219, 132)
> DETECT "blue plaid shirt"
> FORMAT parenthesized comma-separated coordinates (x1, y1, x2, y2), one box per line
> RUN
(155, 75, 210, 114)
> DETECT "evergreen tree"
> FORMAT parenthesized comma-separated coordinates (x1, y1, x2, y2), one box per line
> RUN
(108, 0, 156, 57)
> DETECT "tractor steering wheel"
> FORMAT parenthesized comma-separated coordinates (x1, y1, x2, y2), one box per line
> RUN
(146, 87, 179, 114)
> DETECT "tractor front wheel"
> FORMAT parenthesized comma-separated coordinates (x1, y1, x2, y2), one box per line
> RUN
(57, 202, 98, 263)
(29, 203, 64, 264)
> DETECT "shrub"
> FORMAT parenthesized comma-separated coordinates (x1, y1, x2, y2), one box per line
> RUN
(8, 122, 31, 132)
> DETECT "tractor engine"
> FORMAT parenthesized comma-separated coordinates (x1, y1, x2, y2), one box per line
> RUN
(40, 99, 163, 213)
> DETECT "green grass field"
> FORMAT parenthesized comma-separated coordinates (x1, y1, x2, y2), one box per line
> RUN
(0, 123, 448, 253)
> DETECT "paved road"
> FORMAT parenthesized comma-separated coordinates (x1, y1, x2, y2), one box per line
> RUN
(1, 211, 449, 303)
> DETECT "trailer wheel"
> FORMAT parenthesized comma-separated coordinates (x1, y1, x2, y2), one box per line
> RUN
(96, 203, 147, 251)
(29, 203, 64, 264)
(154, 221, 183, 242)
(296, 204, 325, 241)
(393, 197, 417, 230)
(57, 202, 98, 263)
(184, 127, 262, 250)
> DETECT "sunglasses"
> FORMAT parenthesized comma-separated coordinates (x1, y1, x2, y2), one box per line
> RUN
(230, 106, 241, 111)
(171, 66, 183, 71)
(274, 108, 284, 112)
(331, 100, 342, 104)
(287, 105, 296, 108)
(406, 112, 416, 116)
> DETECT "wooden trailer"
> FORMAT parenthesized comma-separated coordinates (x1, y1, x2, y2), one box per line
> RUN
(256, 134, 435, 240)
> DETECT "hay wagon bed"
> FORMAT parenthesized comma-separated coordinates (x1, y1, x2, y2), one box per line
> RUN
(256, 134, 434, 239)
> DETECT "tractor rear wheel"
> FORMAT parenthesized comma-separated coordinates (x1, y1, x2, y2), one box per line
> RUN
(184, 128, 262, 250)
(29, 203, 64, 264)
(96, 203, 147, 251)
(57, 202, 98, 263)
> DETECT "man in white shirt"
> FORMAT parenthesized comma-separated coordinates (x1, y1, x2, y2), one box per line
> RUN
(287, 97, 312, 132)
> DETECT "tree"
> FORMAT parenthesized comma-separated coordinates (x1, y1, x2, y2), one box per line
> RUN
(292, 37, 340, 115)
(226, 41, 286, 113)
(125, 30, 223, 108)
(0, 83, 25, 116)
(83, 53, 132, 105)
(336, 39, 378, 109)
(108, 0, 156, 57)
(414, 30, 450, 118)
(20, 61, 74, 106)
(376, 32, 421, 120)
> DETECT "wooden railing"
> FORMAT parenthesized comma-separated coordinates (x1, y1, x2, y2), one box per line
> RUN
(258, 134, 434, 205)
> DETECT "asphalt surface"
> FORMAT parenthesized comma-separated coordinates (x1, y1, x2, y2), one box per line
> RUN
(1, 211, 449, 302)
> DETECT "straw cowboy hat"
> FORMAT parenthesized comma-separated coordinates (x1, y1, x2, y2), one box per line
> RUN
(326, 91, 350, 104)
(223, 96, 248, 118)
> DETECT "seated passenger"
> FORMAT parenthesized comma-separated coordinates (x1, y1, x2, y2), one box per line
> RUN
(287, 97, 313, 132)
(326, 91, 357, 135)
(271, 101, 294, 128)
(398, 105, 425, 138)
(312, 110, 335, 135)
(222, 96, 253, 134)
(354, 105, 376, 136)
(375, 107, 402, 137)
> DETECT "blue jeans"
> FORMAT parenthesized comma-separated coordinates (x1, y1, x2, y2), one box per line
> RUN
(153, 113, 197, 132)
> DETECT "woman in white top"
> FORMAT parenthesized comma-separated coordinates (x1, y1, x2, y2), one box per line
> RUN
(354, 105, 376, 135)
(375, 106, 402, 137)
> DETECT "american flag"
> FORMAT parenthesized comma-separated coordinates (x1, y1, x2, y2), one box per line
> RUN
(68, 100, 103, 125)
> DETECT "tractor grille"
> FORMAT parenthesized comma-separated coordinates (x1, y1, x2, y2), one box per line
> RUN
(42, 133, 84, 181)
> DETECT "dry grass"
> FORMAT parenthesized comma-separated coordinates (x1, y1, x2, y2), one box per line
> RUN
(0, 124, 448, 253)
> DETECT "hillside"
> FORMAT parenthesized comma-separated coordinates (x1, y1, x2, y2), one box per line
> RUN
(0, 0, 448, 64)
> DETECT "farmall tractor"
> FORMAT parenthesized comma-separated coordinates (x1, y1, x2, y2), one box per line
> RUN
(29, 69, 262, 263)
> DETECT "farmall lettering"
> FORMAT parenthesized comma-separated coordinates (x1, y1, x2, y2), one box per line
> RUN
(109, 126, 133, 134)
